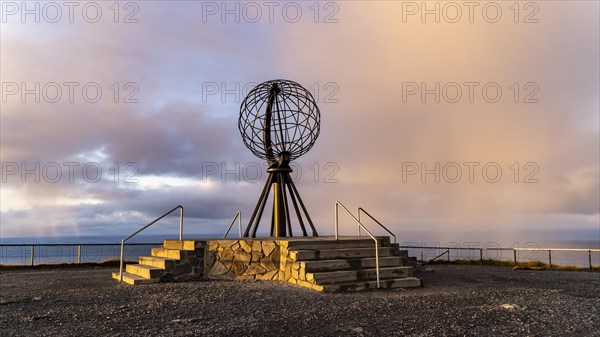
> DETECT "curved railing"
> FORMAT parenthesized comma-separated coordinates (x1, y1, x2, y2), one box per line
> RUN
(118, 205, 184, 281)
(357, 207, 396, 244)
(334, 201, 381, 288)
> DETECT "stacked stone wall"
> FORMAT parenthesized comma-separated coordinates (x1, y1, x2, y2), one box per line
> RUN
(204, 239, 321, 290)
(205, 240, 281, 281)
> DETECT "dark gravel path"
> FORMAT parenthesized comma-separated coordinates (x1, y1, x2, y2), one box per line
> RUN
(1, 265, 598, 336)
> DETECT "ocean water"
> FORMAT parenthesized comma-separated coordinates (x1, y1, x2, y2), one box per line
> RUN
(0, 234, 222, 266)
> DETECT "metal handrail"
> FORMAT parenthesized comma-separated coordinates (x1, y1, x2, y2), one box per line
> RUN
(119, 205, 184, 281)
(357, 207, 397, 244)
(428, 249, 450, 264)
(335, 201, 381, 288)
(223, 211, 242, 238)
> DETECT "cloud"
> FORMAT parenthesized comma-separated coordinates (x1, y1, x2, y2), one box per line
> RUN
(272, 2, 599, 230)
(1, 2, 598, 241)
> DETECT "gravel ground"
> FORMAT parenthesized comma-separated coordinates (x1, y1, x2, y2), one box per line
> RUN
(1, 265, 599, 336)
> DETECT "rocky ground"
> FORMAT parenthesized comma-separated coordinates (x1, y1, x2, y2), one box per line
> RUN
(1, 265, 599, 336)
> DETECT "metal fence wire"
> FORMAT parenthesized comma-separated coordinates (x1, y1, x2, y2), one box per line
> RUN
(398, 245, 599, 270)
(0, 243, 162, 266)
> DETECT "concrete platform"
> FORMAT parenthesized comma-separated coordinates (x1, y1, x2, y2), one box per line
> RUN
(113, 236, 421, 292)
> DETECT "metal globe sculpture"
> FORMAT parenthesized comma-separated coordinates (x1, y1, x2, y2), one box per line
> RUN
(238, 79, 320, 237)
(239, 79, 320, 163)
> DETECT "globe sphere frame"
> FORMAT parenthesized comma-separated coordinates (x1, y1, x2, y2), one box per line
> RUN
(238, 79, 320, 164)
(237, 79, 320, 238)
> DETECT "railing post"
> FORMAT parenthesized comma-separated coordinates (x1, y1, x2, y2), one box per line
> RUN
(336, 202, 380, 288)
(480, 248, 483, 262)
(238, 211, 242, 238)
(179, 206, 184, 241)
(589, 250, 593, 271)
(77, 245, 81, 264)
(513, 249, 517, 264)
(30, 245, 35, 266)
(447, 249, 450, 261)
(548, 250, 552, 268)
(375, 241, 380, 288)
(357, 211, 361, 237)
(334, 203, 339, 240)
(119, 240, 125, 282)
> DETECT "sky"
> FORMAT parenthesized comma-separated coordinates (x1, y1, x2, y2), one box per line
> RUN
(1, 1, 598, 246)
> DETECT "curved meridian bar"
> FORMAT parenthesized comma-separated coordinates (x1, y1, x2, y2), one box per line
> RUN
(263, 84, 278, 163)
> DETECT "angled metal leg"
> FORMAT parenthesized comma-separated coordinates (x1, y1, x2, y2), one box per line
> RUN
(270, 204, 275, 236)
(280, 172, 293, 237)
(242, 152, 318, 237)
(284, 174, 307, 236)
(289, 178, 318, 236)
(251, 177, 273, 237)
(244, 173, 274, 237)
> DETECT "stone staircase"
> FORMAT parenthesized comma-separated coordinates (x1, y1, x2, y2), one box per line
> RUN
(113, 236, 421, 292)
(112, 239, 206, 285)
(281, 237, 421, 292)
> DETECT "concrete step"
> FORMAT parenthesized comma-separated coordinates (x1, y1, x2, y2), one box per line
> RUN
(286, 238, 389, 250)
(397, 250, 409, 257)
(126, 264, 163, 279)
(152, 248, 184, 259)
(112, 272, 159, 285)
(299, 256, 404, 272)
(309, 266, 414, 284)
(322, 277, 422, 292)
(139, 256, 176, 270)
(292, 247, 392, 261)
(163, 240, 197, 251)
